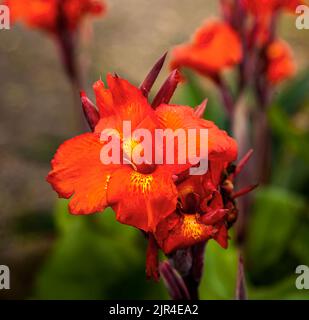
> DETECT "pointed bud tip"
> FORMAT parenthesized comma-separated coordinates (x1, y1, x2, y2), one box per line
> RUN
(194, 98, 208, 118)
(140, 52, 169, 97)
(232, 183, 259, 199)
(151, 69, 181, 108)
(157, 51, 168, 65)
(162, 51, 168, 58)
(80, 94, 99, 131)
(234, 148, 255, 177)
(246, 149, 254, 157)
(170, 69, 181, 80)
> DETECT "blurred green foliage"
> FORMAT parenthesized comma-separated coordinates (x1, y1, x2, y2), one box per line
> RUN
(34, 201, 168, 299)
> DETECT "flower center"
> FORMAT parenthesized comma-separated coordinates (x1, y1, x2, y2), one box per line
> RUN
(130, 172, 154, 194)
(134, 163, 157, 174)
(122, 138, 157, 174)
(182, 215, 203, 240)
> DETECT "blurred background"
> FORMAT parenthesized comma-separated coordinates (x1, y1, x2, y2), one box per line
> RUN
(0, 0, 308, 299)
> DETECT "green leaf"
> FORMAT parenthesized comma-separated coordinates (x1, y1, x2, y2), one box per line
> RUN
(34, 200, 168, 299)
(246, 186, 306, 273)
(199, 240, 238, 299)
(274, 70, 309, 115)
(269, 104, 309, 163)
(249, 275, 309, 300)
(290, 213, 309, 266)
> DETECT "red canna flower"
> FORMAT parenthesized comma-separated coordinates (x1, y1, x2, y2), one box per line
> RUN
(153, 149, 256, 257)
(148, 148, 256, 281)
(266, 40, 296, 84)
(154, 160, 237, 254)
(4, 0, 105, 34)
(240, 0, 303, 47)
(47, 72, 237, 235)
(48, 74, 175, 233)
(170, 20, 243, 79)
(151, 104, 237, 254)
(241, 0, 303, 16)
(4, 0, 106, 85)
(47, 55, 242, 282)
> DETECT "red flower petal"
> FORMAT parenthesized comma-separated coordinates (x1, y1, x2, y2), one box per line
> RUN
(266, 40, 296, 85)
(214, 224, 229, 249)
(94, 74, 158, 133)
(241, 0, 303, 16)
(108, 166, 178, 232)
(170, 20, 242, 77)
(5, 0, 106, 33)
(47, 132, 117, 214)
(155, 213, 215, 254)
(155, 104, 238, 165)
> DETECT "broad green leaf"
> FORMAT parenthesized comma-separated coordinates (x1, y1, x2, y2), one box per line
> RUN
(34, 200, 168, 299)
(199, 240, 238, 300)
(274, 70, 309, 115)
(269, 104, 309, 163)
(290, 215, 309, 266)
(249, 275, 309, 300)
(245, 187, 306, 274)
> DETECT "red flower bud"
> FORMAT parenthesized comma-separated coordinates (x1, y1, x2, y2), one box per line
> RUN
(151, 69, 181, 108)
(80, 91, 100, 131)
(140, 52, 167, 98)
